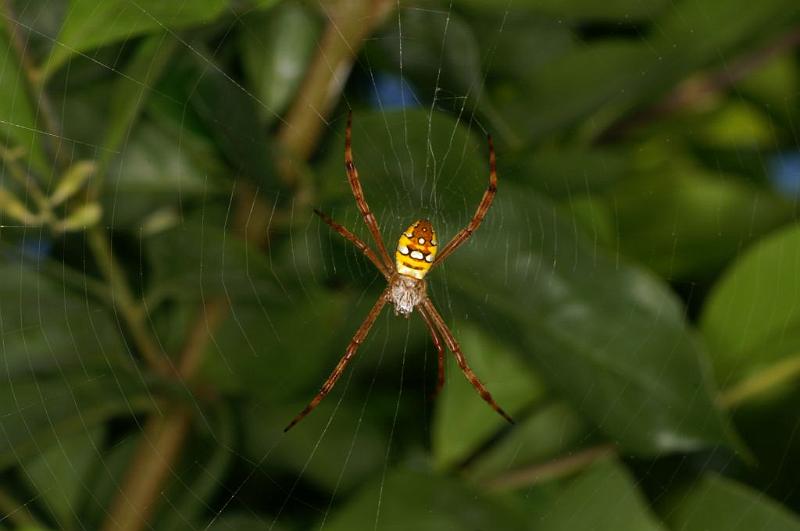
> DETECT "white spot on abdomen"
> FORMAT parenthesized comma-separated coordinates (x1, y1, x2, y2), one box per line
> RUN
(410, 250, 424, 260)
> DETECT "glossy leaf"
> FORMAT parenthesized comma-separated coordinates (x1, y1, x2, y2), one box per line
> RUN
(146, 217, 277, 303)
(322, 468, 527, 531)
(44, 0, 229, 78)
(238, 1, 320, 123)
(524, 458, 666, 530)
(0, 369, 156, 468)
(466, 402, 591, 482)
(242, 400, 388, 493)
(701, 223, 800, 386)
(662, 473, 800, 531)
(610, 168, 792, 280)
(433, 324, 544, 469)
(0, 262, 123, 378)
(21, 428, 103, 528)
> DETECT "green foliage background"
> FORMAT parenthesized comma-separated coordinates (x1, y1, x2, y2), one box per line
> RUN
(2, 0, 800, 529)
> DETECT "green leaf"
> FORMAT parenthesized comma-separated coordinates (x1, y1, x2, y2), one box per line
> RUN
(0, 27, 48, 174)
(158, 406, 234, 529)
(44, 0, 229, 78)
(701, 224, 800, 386)
(99, 34, 179, 172)
(187, 51, 278, 189)
(0, 369, 156, 469)
(103, 120, 216, 227)
(466, 402, 591, 482)
(524, 459, 666, 530)
(146, 217, 278, 303)
(322, 467, 527, 531)
(610, 167, 792, 280)
(319, 110, 735, 455)
(242, 400, 388, 492)
(195, 290, 350, 403)
(433, 324, 545, 470)
(238, 1, 320, 124)
(0, 262, 123, 378)
(21, 428, 103, 529)
(458, 0, 671, 20)
(661, 473, 800, 531)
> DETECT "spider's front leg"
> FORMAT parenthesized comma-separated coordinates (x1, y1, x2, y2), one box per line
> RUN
(284, 288, 390, 432)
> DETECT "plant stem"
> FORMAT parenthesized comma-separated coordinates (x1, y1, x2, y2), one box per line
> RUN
(485, 444, 617, 492)
(0, 0, 66, 168)
(718, 354, 800, 409)
(102, 408, 193, 531)
(87, 227, 171, 375)
(276, 0, 394, 185)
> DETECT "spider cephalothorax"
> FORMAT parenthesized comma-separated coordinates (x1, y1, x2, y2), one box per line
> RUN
(284, 112, 511, 432)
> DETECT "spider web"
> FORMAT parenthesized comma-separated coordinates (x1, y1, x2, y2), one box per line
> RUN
(1, 0, 800, 530)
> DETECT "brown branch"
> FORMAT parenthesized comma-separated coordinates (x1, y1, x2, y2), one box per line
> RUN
(602, 28, 800, 141)
(484, 443, 617, 492)
(88, 227, 171, 375)
(276, 0, 394, 185)
(103, 2, 397, 527)
(0, 0, 66, 168)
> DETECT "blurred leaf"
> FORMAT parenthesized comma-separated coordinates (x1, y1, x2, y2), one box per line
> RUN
(0, 262, 122, 378)
(493, 41, 657, 142)
(243, 400, 388, 492)
(523, 458, 666, 530)
(54, 202, 102, 232)
(739, 53, 799, 119)
(238, 1, 320, 124)
(653, 0, 799, 71)
(21, 428, 103, 528)
(609, 167, 792, 279)
(320, 110, 735, 455)
(205, 514, 286, 531)
(158, 406, 234, 529)
(661, 473, 800, 530)
(458, 0, 670, 20)
(146, 218, 278, 303)
(49, 160, 95, 206)
(103, 121, 215, 227)
(81, 435, 138, 528)
(466, 402, 591, 482)
(0, 369, 156, 468)
(507, 147, 631, 198)
(99, 34, 178, 171)
(44, 0, 229, 78)
(433, 324, 544, 469)
(701, 223, 800, 386)
(699, 101, 777, 149)
(0, 27, 48, 175)
(188, 52, 277, 189)
(0, 186, 39, 225)
(323, 467, 527, 531)
(196, 290, 350, 403)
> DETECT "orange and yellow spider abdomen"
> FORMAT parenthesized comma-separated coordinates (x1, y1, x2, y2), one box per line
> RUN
(395, 220, 437, 279)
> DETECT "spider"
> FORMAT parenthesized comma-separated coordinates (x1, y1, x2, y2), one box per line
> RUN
(284, 112, 513, 432)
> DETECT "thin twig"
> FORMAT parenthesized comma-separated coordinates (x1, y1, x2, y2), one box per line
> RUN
(87, 227, 171, 375)
(718, 354, 800, 409)
(485, 444, 617, 492)
(601, 28, 800, 141)
(276, 0, 394, 185)
(0, 0, 66, 167)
